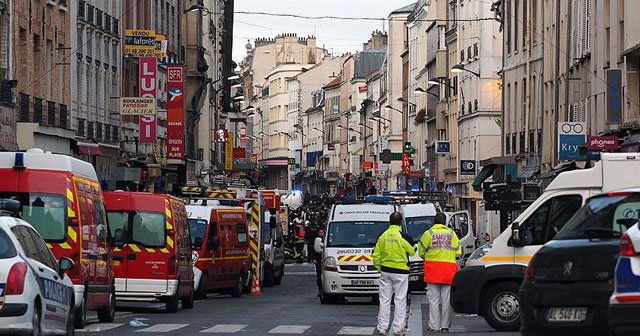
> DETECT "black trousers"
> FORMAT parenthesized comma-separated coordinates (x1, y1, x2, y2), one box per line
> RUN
(315, 257, 322, 292)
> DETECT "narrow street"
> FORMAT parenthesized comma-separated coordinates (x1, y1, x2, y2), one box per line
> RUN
(77, 263, 518, 336)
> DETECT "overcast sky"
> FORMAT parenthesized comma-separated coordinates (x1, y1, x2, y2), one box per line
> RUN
(232, 1, 415, 62)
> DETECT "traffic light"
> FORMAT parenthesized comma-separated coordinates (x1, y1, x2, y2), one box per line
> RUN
(403, 142, 415, 155)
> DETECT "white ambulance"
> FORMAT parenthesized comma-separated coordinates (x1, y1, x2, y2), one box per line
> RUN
(451, 153, 640, 331)
(314, 201, 400, 304)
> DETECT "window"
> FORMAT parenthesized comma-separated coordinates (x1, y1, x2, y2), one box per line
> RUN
(95, 201, 107, 241)
(514, 0, 519, 51)
(448, 212, 470, 240)
(12, 226, 43, 263)
(460, 49, 465, 62)
(556, 193, 640, 240)
(237, 223, 247, 243)
(208, 221, 218, 246)
(25, 227, 58, 271)
(505, 133, 511, 154)
(0, 192, 67, 242)
(188, 219, 207, 246)
(520, 195, 583, 245)
(107, 211, 166, 247)
(473, 43, 478, 57)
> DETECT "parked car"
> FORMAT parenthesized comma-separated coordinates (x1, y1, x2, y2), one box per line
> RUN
(519, 189, 640, 336)
(0, 199, 76, 335)
(0, 149, 117, 328)
(609, 221, 640, 336)
(104, 192, 194, 313)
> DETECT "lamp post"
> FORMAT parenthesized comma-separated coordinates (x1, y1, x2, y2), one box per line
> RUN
(451, 64, 481, 77)
(415, 86, 439, 99)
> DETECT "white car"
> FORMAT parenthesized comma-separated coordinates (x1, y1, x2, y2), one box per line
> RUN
(609, 222, 640, 336)
(0, 201, 75, 335)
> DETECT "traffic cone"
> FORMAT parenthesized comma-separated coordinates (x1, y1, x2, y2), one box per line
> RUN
(250, 274, 261, 296)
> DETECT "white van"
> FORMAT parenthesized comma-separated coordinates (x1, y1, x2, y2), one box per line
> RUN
(450, 153, 640, 331)
(402, 203, 475, 291)
(314, 202, 399, 304)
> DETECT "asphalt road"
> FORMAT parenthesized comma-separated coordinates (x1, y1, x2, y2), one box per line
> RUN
(77, 263, 519, 335)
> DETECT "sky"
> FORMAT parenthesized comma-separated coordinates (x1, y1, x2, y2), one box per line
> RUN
(232, 0, 415, 62)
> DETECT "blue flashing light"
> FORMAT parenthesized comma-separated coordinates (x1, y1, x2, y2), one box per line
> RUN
(13, 152, 25, 169)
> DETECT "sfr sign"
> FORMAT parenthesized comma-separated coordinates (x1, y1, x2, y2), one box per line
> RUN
(168, 66, 183, 82)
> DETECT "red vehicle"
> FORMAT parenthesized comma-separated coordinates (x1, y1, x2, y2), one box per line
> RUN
(186, 203, 251, 298)
(104, 192, 194, 312)
(0, 149, 116, 328)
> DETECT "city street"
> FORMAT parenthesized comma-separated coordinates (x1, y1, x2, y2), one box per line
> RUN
(77, 263, 518, 336)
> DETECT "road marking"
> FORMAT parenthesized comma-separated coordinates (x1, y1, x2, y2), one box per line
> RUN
(268, 325, 311, 334)
(134, 324, 189, 333)
(78, 323, 124, 332)
(407, 294, 423, 335)
(200, 324, 248, 333)
(337, 326, 375, 335)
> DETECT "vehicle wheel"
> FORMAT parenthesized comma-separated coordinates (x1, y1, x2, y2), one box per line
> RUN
(165, 290, 180, 313)
(230, 275, 244, 298)
(66, 295, 75, 336)
(74, 294, 87, 329)
(262, 264, 274, 287)
(481, 282, 521, 332)
(181, 284, 195, 309)
(195, 273, 209, 300)
(31, 300, 42, 336)
(97, 287, 116, 322)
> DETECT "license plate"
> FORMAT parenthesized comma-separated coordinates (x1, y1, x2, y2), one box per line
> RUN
(409, 275, 420, 281)
(0, 284, 5, 309)
(351, 280, 375, 286)
(546, 307, 587, 322)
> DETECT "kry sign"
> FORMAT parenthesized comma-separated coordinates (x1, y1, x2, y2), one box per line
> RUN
(139, 57, 157, 143)
(558, 122, 586, 161)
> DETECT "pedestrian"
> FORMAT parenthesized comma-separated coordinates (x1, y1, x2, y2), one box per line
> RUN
(372, 212, 416, 336)
(314, 228, 325, 297)
(418, 212, 461, 332)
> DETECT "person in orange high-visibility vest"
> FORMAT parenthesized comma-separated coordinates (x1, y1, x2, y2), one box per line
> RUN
(418, 212, 461, 332)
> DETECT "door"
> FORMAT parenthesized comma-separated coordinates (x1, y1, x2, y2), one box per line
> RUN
(93, 196, 111, 304)
(107, 211, 128, 292)
(514, 192, 585, 265)
(14, 226, 69, 333)
(76, 186, 99, 298)
(127, 210, 168, 292)
(208, 216, 224, 289)
(447, 211, 475, 258)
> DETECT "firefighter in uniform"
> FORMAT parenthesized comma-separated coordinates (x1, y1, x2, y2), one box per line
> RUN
(418, 212, 461, 332)
(372, 212, 416, 336)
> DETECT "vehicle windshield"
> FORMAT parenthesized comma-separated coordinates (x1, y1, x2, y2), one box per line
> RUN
(107, 211, 166, 247)
(188, 219, 208, 246)
(406, 216, 435, 242)
(327, 221, 388, 248)
(0, 192, 67, 242)
(0, 230, 17, 259)
(554, 193, 640, 240)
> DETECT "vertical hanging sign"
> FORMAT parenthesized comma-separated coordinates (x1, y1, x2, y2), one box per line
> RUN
(139, 57, 157, 143)
(167, 65, 185, 160)
(225, 131, 234, 171)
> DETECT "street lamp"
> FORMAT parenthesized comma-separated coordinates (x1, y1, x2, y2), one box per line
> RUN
(312, 127, 324, 134)
(358, 122, 373, 130)
(239, 105, 254, 112)
(348, 127, 362, 135)
(428, 77, 456, 90)
(370, 116, 391, 123)
(397, 97, 416, 107)
(385, 104, 403, 114)
(185, 4, 214, 15)
(233, 94, 245, 101)
(415, 86, 439, 99)
(451, 64, 480, 77)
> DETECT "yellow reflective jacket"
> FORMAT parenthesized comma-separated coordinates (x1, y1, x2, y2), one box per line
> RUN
(418, 224, 462, 284)
(372, 225, 416, 274)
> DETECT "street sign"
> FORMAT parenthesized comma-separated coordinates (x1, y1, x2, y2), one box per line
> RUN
(119, 97, 156, 115)
(460, 160, 476, 175)
(558, 122, 586, 160)
(139, 57, 157, 143)
(436, 141, 450, 154)
(288, 158, 296, 165)
(587, 135, 619, 151)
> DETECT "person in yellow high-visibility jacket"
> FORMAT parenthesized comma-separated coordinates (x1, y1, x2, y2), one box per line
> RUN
(372, 212, 416, 336)
(418, 212, 462, 332)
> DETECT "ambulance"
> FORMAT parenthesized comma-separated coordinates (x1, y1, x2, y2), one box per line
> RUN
(451, 153, 640, 331)
(186, 202, 251, 298)
(0, 149, 117, 328)
(104, 191, 194, 312)
(314, 200, 400, 304)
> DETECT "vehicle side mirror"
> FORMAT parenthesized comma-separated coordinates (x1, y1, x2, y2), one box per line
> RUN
(113, 229, 125, 249)
(58, 257, 74, 278)
(511, 221, 524, 247)
(269, 216, 277, 230)
(208, 236, 221, 251)
(314, 237, 324, 253)
(194, 237, 203, 250)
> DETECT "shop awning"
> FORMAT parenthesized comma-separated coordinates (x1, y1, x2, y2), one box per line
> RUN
(75, 140, 102, 156)
(472, 165, 496, 191)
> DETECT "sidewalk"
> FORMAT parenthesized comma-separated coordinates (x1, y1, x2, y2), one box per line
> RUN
(406, 294, 519, 336)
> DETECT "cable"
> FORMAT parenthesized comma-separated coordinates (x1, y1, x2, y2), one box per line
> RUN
(234, 11, 496, 23)
(19, 0, 143, 93)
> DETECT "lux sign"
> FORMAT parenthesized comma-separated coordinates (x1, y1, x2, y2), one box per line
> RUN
(139, 57, 157, 143)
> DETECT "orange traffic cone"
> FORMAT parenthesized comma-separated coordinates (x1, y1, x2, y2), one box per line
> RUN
(250, 274, 262, 296)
